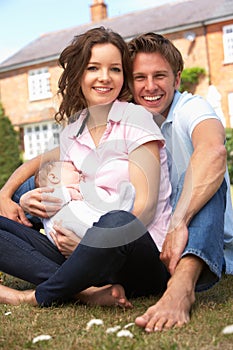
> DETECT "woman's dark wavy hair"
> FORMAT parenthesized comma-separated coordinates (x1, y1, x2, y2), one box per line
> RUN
(128, 32, 184, 76)
(55, 26, 133, 123)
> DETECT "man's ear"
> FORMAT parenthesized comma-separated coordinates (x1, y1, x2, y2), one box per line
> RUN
(48, 172, 60, 184)
(175, 71, 181, 90)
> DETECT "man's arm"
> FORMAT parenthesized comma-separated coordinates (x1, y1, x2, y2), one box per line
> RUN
(161, 118, 227, 274)
(0, 147, 59, 224)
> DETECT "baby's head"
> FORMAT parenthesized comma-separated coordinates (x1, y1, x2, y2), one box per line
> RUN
(35, 161, 82, 188)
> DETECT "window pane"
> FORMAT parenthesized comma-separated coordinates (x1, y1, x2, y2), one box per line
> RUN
(28, 67, 52, 101)
(223, 25, 233, 63)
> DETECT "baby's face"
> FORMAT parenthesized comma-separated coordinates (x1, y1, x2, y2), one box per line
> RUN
(55, 162, 81, 185)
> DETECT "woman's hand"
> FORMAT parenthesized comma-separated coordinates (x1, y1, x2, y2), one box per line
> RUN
(0, 194, 32, 226)
(20, 187, 63, 218)
(50, 223, 80, 258)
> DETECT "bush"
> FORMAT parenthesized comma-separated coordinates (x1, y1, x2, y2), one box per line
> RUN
(0, 102, 22, 189)
(180, 67, 206, 93)
(226, 128, 233, 184)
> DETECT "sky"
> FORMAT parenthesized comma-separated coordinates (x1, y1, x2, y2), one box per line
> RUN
(0, 0, 178, 63)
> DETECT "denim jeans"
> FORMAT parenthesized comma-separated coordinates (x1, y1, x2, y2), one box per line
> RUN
(222, 170, 233, 275)
(7, 175, 227, 303)
(0, 212, 169, 306)
(172, 175, 227, 292)
(0, 216, 65, 285)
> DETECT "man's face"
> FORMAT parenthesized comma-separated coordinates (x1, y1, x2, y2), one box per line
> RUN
(132, 52, 181, 119)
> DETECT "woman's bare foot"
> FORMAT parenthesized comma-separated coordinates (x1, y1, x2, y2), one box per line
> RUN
(0, 284, 37, 306)
(135, 256, 203, 332)
(77, 284, 133, 308)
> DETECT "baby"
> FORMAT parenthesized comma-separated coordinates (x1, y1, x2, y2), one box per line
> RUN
(35, 161, 135, 243)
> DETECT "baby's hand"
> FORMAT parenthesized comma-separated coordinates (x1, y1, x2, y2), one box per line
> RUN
(50, 222, 80, 258)
(66, 184, 83, 200)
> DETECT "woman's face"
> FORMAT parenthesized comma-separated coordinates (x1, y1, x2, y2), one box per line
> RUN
(81, 43, 124, 107)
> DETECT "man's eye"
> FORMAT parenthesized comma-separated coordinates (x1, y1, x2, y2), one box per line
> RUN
(134, 76, 145, 81)
(155, 74, 166, 79)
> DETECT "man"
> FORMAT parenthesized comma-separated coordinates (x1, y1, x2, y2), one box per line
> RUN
(128, 32, 233, 331)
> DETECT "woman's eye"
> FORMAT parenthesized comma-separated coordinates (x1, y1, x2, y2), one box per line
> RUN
(111, 67, 121, 72)
(87, 66, 97, 71)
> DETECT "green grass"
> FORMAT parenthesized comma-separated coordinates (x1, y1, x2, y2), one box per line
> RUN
(0, 274, 233, 350)
(0, 187, 232, 349)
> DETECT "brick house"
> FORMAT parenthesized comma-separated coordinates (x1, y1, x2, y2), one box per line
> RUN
(0, 0, 233, 159)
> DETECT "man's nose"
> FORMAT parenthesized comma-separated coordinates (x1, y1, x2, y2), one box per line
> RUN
(145, 77, 156, 91)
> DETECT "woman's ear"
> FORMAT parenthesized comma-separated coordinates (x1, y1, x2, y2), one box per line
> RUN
(48, 172, 60, 184)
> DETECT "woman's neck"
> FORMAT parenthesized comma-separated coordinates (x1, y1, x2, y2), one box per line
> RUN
(86, 103, 113, 147)
(87, 103, 113, 129)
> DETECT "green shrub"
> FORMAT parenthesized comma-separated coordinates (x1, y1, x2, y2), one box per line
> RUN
(226, 128, 233, 184)
(0, 102, 22, 189)
(180, 67, 206, 93)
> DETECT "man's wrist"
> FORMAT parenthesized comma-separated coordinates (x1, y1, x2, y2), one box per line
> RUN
(169, 211, 193, 231)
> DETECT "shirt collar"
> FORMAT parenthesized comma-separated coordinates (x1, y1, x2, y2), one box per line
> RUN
(68, 100, 127, 140)
(165, 90, 181, 124)
(107, 99, 128, 123)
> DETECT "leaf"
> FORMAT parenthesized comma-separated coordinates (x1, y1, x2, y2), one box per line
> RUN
(222, 324, 233, 334)
(32, 334, 52, 343)
(116, 329, 134, 338)
(86, 318, 104, 330)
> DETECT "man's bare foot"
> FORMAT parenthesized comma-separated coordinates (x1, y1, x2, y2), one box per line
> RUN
(77, 284, 133, 308)
(135, 256, 203, 332)
(0, 284, 37, 306)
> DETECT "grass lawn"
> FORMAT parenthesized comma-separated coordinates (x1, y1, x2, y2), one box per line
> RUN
(0, 188, 232, 349)
(0, 274, 233, 349)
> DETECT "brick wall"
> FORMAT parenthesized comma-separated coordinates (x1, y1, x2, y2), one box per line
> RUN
(0, 20, 232, 128)
(167, 21, 233, 127)
(206, 21, 233, 126)
(0, 61, 62, 127)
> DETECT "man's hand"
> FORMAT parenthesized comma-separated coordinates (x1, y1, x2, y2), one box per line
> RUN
(0, 196, 32, 226)
(50, 223, 80, 258)
(160, 218, 189, 275)
(20, 187, 63, 218)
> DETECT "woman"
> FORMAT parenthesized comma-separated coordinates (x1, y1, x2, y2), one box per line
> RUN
(0, 27, 171, 307)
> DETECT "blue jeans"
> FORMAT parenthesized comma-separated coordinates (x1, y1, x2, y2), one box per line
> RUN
(172, 176, 227, 292)
(0, 216, 65, 284)
(7, 176, 227, 303)
(0, 212, 169, 306)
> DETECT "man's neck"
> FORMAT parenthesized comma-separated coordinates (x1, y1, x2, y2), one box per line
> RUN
(153, 113, 166, 127)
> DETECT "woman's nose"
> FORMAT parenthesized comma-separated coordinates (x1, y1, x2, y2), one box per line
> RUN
(98, 69, 110, 82)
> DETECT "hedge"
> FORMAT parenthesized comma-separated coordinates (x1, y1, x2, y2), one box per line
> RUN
(0, 103, 22, 189)
(226, 128, 233, 184)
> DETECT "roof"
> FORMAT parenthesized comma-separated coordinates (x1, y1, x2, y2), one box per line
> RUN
(1, 0, 233, 72)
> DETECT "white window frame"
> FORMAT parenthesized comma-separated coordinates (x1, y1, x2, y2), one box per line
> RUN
(223, 24, 233, 64)
(23, 121, 60, 160)
(28, 68, 52, 101)
(228, 92, 233, 127)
